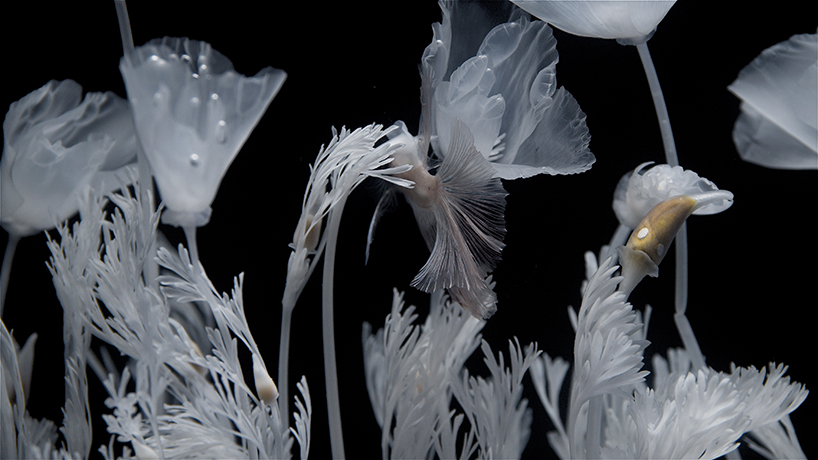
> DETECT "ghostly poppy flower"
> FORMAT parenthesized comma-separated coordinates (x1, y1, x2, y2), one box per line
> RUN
(510, 0, 676, 44)
(728, 33, 817, 170)
(1, 80, 137, 237)
(377, 3, 594, 319)
(423, 2, 594, 180)
(613, 162, 733, 230)
(119, 37, 286, 227)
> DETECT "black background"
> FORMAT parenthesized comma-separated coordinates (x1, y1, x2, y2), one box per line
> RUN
(2, 1, 815, 458)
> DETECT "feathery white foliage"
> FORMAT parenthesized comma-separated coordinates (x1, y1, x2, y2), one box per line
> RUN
(571, 256, 649, 405)
(451, 339, 540, 460)
(533, 249, 808, 458)
(364, 289, 538, 459)
(530, 353, 571, 459)
(1, 318, 82, 459)
(628, 362, 808, 459)
(283, 124, 411, 309)
(746, 415, 807, 459)
(41, 178, 310, 458)
(363, 289, 484, 459)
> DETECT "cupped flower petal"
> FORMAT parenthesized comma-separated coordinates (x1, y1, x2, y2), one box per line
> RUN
(613, 163, 733, 229)
(119, 37, 286, 226)
(728, 33, 817, 170)
(510, 0, 676, 43)
(1, 80, 137, 237)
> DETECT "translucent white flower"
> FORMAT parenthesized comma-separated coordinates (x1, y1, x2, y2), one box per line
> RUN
(423, 2, 594, 180)
(613, 162, 733, 230)
(379, 2, 594, 319)
(728, 33, 818, 170)
(1, 80, 137, 237)
(510, 0, 677, 44)
(119, 37, 286, 227)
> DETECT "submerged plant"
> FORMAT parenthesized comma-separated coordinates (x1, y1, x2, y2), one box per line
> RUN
(0, 1, 813, 459)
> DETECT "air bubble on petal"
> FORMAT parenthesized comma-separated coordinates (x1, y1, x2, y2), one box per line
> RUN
(211, 93, 219, 101)
(190, 97, 200, 107)
(190, 153, 200, 166)
(181, 54, 191, 63)
(215, 120, 227, 143)
(150, 54, 160, 62)
(152, 92, 163, 107)
(191, 73, 199, 79)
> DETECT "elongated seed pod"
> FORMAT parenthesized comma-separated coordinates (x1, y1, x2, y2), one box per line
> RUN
(626, 195, 697, 265)
(618, 195, 697, 296)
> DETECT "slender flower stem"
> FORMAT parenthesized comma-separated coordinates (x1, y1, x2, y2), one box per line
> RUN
(0, 234, 20, 317)
(277, 302, 293, 422)
(636, 42, 678, 168)
(114, 0, 134, 59)
(585, 396, 603, 459)
(674, 311, 706, 370)
(636, 42, 706, 369)
(674, 223, 689, 315)
(322, 195, 347, 459)
(182, 225, 200, 273)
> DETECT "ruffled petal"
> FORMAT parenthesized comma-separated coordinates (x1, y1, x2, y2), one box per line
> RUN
(729, 33, 817, 169)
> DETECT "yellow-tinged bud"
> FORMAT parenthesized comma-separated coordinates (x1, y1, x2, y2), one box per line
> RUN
(626, 195, 697, 266)
(252, 353, 278, 406)
(618, 195, 697, 296)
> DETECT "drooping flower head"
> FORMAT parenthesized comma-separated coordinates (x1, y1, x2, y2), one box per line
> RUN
(510, 0, 677, 44)
(728, 32, 817, 170)
(613, 162, 733, 230)
(378, 1, 595, 320)
(120, 38, 286, 227)
(612, 163, 734, 295)
(1, 80, 137, 237)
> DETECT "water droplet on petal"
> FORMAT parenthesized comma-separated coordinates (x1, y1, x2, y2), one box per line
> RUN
(181, 54, 191, 63)
(210, 93, 219, 101)
(190, 153, 200, 166)
(190, 97, 200, 107)
(215, 120, 227, 144)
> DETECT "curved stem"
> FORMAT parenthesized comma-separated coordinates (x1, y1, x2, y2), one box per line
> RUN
(0, 234, 20, 318)
(674, 223, 689, 316)
(636, 42, 706, 372)
(322, 195, 347, 459)
(636, 42, 678, 167)
(277, 302, 293, 424)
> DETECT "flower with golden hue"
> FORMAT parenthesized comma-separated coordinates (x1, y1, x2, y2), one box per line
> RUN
(510, 0, 676, 44)
(729, 33, 817, 170)
(613, 162, 732, 230)
(120, 38, 286, 227)
(1, 80, 136, 237)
